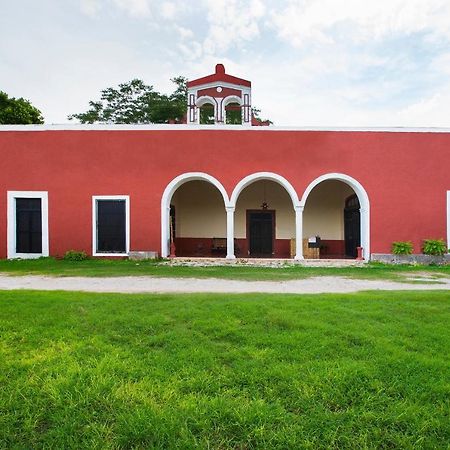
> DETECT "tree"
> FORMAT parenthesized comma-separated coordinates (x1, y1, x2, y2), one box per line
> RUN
(68, 77, 188, 124)
(251, 108, 273, 126)
(0, 91, 44, 124)
(69, 76, 272, 125)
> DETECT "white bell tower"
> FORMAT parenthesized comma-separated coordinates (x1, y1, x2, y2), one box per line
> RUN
(187, 64, 252, 126)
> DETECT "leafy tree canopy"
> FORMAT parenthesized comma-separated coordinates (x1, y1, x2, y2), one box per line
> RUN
(251, 108, 273, 125)
(0, 91, 44, 124)
(68, 77, 188, 124)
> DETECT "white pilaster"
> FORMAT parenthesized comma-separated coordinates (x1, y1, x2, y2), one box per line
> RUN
(360, 207, 369, 260)
(226, 206, 236, 259)
(446, 191, 449, 251)
(294, 205, 304, 260)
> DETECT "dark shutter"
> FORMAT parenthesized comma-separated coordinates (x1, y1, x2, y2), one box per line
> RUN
(97, 200, 126, 253)
(16, 198, 42, 253)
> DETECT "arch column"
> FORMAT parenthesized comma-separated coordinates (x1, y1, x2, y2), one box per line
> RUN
(162, 205, 171, 258)
(360, 207, 370, 260)
(226, 206, 236, 259)
(294, 205, 304, 260)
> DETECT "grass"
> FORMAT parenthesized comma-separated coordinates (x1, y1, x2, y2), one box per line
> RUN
(0, 257, 448, 281)
(1, 289, 449, 448)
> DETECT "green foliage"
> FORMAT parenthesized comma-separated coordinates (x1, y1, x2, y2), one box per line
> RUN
(422, 239, 447, 256)
(68, 77, 188, 124)
(199, 103, 214, 124)
(0, 91, 44, 124)
(391, 241, 413, 255)
(252, 107, 273, 125)
(63, 250, 88, 261)
(0, 290, 449, 448)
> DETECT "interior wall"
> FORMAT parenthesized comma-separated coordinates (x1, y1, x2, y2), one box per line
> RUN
(235, 181, 295, 239)
(303, 180, 354, 239)
(171, 181, 226, 238)
(171, 179, 356, 242)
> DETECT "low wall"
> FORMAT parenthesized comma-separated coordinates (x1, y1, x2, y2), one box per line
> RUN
(371, 253, 450, 265)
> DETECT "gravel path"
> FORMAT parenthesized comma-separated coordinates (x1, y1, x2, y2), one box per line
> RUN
(0, 274, 449, 294)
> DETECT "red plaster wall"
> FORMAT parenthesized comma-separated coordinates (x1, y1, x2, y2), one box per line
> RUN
(0, 128, 449, 258)
(320, 240, 345, 258)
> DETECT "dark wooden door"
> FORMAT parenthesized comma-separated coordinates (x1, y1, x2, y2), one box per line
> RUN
(344, 195, 361, 258)
(248, 211, 274, 256)
(16, 198, 42, 253)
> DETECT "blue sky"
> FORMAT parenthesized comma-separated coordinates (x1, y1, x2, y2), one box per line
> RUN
(1, 0, 450, 126)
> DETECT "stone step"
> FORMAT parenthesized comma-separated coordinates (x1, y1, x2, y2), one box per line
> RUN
(166, 257, 366, 268)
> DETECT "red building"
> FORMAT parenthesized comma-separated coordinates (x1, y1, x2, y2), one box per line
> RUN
(0, 65, 449, 261)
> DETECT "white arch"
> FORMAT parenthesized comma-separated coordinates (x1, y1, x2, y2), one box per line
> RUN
(229, 172, 302, 260)
(195, 96, 216, 108)
(300, 173, 371, 260)
(230, 172, 300, 208)
(223, 95, 243, 106)
(160, 172, 230, 258)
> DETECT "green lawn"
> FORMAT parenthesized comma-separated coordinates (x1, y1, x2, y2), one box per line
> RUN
(1, 290, 449, 449)
(0, 257, 449, 281)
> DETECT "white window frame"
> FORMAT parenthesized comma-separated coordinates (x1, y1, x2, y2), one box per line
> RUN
(92, 195, 130, 257)
(7, 191, 49, 259)
(447, 191, 450, 251)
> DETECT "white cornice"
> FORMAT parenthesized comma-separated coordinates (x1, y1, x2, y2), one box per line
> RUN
(1, 124, 450, 133)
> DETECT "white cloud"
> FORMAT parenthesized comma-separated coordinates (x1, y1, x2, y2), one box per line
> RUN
(160, 1, 177, 19)
(271, 0, 450, 48)
(202, 0, 266, 54)
(112, 0, 152, 18)
(80, 0, 102, 17)
(396, 83, 450, 126)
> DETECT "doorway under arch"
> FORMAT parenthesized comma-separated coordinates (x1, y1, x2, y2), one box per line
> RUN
(160, 173, 229, 258)
(231, 173, 300, 258)
(300, 173, 370, 259)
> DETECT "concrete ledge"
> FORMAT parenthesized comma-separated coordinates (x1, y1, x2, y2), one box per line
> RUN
(128, 251, 159, 260)
(371, 253, 450, 265)
(164, 257, 365, 267)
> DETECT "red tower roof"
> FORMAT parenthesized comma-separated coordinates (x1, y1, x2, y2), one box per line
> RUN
(187, 64, 251, 88)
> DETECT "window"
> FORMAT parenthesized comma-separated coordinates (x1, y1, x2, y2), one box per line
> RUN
(93, 196, 129, 256)
(7, 191, 49, 259)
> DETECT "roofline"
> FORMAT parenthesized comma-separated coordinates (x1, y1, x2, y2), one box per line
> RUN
(1, 124, 450, 133)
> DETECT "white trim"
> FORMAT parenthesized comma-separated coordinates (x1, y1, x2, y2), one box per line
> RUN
(300, 173, 371, 260)
(195, 96, 216, 108)
(230, 172, 300, 208)
(188, 81, 251, 91)
(2, 124, 450, 133)
(7, 191, 49, 259)
(226, 206, 236, 259)
(160, 172, 230, 258)
(447, 191, 450, 251)
(223, 96, 243, 107)
(92, 195, 130, 257)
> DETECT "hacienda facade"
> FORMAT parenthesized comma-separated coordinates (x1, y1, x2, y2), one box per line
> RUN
(0, 65, 449, 261)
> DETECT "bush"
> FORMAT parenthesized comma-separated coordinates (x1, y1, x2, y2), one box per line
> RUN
(63, 250, 88, 261)
(391, 241, 413, 255)
(422, 239, 447, 256)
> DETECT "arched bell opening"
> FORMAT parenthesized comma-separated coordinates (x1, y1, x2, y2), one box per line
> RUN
(225, 102, 242, 125)
(199, 103, 215, 125)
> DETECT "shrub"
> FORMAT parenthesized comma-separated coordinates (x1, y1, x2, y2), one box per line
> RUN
(422, 239, 447, 256)
(391, 241, 413, 255)
(63, 250, 88, 261)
